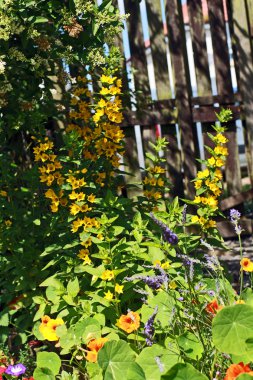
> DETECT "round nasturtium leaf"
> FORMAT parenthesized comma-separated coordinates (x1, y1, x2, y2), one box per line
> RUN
(236, 375, 253, 380)
(212, 304, 253, 355)
(136, 344, 179, 380)
(33, 367, 55, 380)
(161, 363, 208, 380)
(177, 332, 203, 360)
(36, 351, 61, 376)
(97, 340, 137, 380)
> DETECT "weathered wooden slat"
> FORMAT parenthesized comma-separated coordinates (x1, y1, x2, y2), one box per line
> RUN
(191, 94, 242, 106)
(231, 0, 253, 186)
(207, 0, 233, 95)
(224, 124, 242, 195)
(124, 0, 150, 101)
(246, 0, 253, 37)
(123, 126, 143, 198)
(217, 218, 252, 238)
(187, 0, 212, 96)
(165, 0, 197, 198)
(146, 0, 172, 100)
(220, 188, 253, 210)
(192, 105, 242, 123)
(161, 125, 184, 198)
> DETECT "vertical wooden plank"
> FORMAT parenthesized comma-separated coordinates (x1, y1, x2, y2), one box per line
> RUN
(231, 0, 253, 186)
(225, 125, 242, 194)
(123, 127, 143, 198)
(124, 0, 150, 101)
(187, 0, 212, 96)
(165, 0, 197, 198)
(145, 0, 172, 100)
(246, 0, 253, 38)
(207, 0, 233, 95)
(161, 125, 184, 198)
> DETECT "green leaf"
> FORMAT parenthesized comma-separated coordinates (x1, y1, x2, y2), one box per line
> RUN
(161, 363, 208, 380)
(136, 344, 179, 380)
(33, 367, 55, 380)
(0, 310, 9, 326)
(97, 340, 136, 380)
(237, 375, 253, 380)
(40, 275, 65, 290)
(67, 277, 80, 298)
(177, 332, 203, 360)
(33, 218, 41, 225)
(212, 304, 253, 355)
(125, 363, 146, 380)
(141, 292, 174, 328)
(33, 302, 46, 321)
(34, 16, 48, 23)
(37, 352, 61, 376)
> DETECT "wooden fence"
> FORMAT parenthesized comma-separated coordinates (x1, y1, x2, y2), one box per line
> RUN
(117, 0, 253, 232)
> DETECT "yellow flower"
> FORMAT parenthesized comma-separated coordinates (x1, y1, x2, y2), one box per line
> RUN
(39, 316, 64, 341)
(115, 284, 124, 294)
(151, 166, 165, 174)
(205, 196, 218, 209)
(191, 215, 199, 223)
(214, 145, 228, 156)
(101, 270, 114, 281)
(207, 157, 216, 166)
(236, 300, 245, 304)
(193, 196, 202, 204)
(214, 169, 223, 180)
(215, 133, 228, 144)
(100, 75, 116, 84)
(116, 311, 140, 333)
(197, 169, 209, 179)
(206, 220, 216, 228)
(104, 290, 114, 301)
(157, 178, 164, 187)
(194, 180, 202, 190)
(215, 158, 225, 167)
(149, 178, 157, 186)
(169, 281, 177, 289)
(5, 220, 12, 227)
(45, 189, 56, 199)
(0, 190, 7, 197)
(161, 262, 171, 270)
(88, 194, 96, 203)
(153, 191, 162, 200)
(240, 258, 253, 272)
(70, 203, 81, 216)
(100, 87, 111, 95)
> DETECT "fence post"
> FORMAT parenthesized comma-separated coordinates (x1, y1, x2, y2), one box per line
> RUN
(231, 0, 253, 187)
(165, 0, 197, 198)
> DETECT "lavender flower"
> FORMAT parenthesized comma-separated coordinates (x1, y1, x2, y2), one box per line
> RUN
(144, 306, 158, 346)
(150, 213, 178, 245)
(5, 363, 26, 376)
(125, 267, 168, 291)
(200, 239, 214, 251)
(229, 208, 242, 235)
(230, 208, 241, 221)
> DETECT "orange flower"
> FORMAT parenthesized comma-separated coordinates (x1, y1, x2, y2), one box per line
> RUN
(116, 311, 140, 333)
(224, 362, 253, 380)
(205, 299, 223, 315)
(240, 258, 253, 272)
(85, 337, 108, 363)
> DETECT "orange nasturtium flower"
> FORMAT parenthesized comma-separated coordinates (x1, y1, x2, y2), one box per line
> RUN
(240, 258, 253, 272)
(85, 337, 108, 363)
(39, 315, 64, 341)
(224, 362, 253, 380)
(116, 311, 140, 334)
(205, 299, 223, 315)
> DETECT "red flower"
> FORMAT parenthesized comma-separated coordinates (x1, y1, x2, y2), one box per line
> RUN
(205, 299, 223, 315)
(224, 362, 253, 379)
(0, 367, 6, 380)
(23, 377, 34, 380)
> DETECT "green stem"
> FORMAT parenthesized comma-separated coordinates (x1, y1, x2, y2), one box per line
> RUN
(238, 233, 244, 299)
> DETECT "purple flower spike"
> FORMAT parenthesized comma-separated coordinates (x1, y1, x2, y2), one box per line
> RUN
(5, 363, 26, 376)
(230, 208, 241, 221)
(150, 213, 178, 245)
(144, 306, 158, 346)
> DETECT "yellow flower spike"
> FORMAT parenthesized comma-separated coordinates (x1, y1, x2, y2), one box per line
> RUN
(104, 290, 114, 301)
(215, 133, 228, 144)
(115, 284, 124, 294)
(215, 158, 225, 167)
